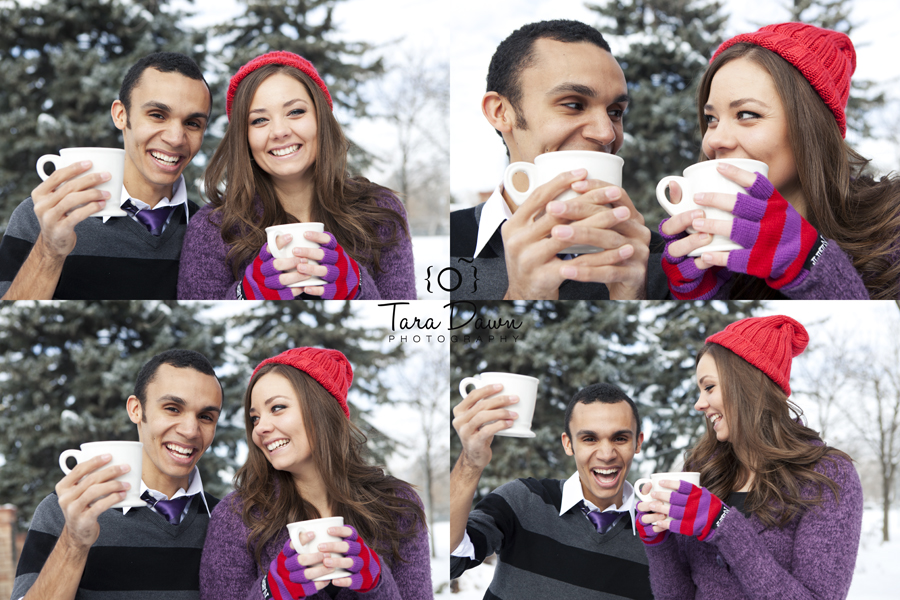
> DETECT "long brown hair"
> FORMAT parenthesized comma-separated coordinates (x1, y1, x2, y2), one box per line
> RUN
(684, 343, 851, 529)
(234, 363, 425, 569)
(203, 63, 409, 280)
(697, 44, 900, 300)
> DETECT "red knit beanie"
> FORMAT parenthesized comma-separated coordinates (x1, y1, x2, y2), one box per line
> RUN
(226, 51, 333, 120)
(251, 347, 352, 418)
(711, 22, 856, 137)
(706, 315, 808, 397)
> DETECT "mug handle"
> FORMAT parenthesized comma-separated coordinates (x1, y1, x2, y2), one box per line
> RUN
(634, 478, 653, 502)
(656, 176, 691, 216)
(458, 376, 482, 398)
(36, 154, 62, 181)
(59, 449, 84, 474)
(503, 162, 538, 206)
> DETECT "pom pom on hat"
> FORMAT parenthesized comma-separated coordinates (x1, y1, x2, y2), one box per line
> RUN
(226, 51, 333, 120)
(706, 315, 808, 397)
(711, 22, 855, 137)
(251, 347, 352, 418)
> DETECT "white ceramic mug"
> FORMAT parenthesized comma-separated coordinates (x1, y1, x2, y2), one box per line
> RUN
(458, 372, 540, 438)
(503, 150, 624, 255)
(634, 471, 701, 503)
(656, 158, 769, 256)
(36, 148, 127, 218)
(265, 223, 327, 287)
(58, 441, 144, 508)
(286, 516, 351, 581)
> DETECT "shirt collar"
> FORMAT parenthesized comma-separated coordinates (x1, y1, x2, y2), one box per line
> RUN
(103, 175, 189, 224)
(559, 470, 637, 535)
(122, 465, 210, 517)
(473, 182, 513, 258)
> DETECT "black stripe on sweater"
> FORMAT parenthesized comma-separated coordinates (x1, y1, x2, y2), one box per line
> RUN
(15, 530, 204, 590)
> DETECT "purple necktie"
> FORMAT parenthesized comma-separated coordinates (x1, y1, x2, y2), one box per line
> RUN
(582, 503, 624, 533)
(142, 490, 192, 524)
(122, 200, 175, 236)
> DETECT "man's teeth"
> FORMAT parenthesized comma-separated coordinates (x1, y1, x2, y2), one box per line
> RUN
(151, 151, 178, 164)
(270, 145, 300, 157)
(267, 439, 290, 452)
(592, 468, 619, 480)
(166, 443, 193, 456)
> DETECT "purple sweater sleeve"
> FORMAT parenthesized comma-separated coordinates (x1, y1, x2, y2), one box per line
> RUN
(702, 237, 869, 300)
(178, 203, 241, 300)
(780, 238, 869, 299)
(643, 535, 696, 598)
(200, 491, 433, 600)
(357, 193, 416, 300)
(646, 455, 862, 600)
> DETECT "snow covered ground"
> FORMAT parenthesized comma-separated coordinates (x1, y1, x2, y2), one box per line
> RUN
(440, 508, 899, 598)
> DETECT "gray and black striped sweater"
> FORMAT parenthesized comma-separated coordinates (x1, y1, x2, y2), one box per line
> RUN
(13, 491, 217, 599)
(451, 477, 654, 600)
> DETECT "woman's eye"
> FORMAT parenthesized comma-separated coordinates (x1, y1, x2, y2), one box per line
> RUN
(704, 113, 718, 124)
(737, 110, 761, 120)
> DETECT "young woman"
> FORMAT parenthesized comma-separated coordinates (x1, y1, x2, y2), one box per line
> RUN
(660, 23, 900, 300)
(178, 52, 416, 300)
(636, 315, 862, 599)
(199, 348, 431, 600)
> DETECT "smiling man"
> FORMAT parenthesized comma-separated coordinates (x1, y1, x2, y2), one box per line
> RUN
(12, 349, 223, 600)
(0, 52, 212, 299)
(450, 20, 668, 300)
(451, 382, 652, 599)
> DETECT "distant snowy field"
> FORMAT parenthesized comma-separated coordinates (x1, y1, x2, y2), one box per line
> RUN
(440, 508, 899, 598)
(413, 236, 449, 300)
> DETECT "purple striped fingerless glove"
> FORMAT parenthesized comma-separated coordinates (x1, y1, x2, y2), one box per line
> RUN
(341, 526, 381, 592)
(636, 507, 670, 546)
(727, 173, 825, 290)
(667, 480, 728, 542)
(264, 539, 318, 599)
(318, 232, 361, 300)
(659, 219, 732, 300)
(242, 243, 294, 300)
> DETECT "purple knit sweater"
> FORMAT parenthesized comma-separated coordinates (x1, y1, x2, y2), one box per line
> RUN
(177, 193, 416, 300)
(199, 489, 433, 600)
(644, 454, 862, 600)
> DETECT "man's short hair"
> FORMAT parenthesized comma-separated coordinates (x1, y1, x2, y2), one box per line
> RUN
(487, 19, 612, 121)
(564, 382, 641, 440)
(133, 349, 220, 410)
(118, 52, 212, 116)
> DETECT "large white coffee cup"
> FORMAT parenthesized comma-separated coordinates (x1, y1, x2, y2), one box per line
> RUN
(36, 148, 127, 218)
(58, 441, 144, 508)
(458, 372, 540, 438)
(634, 471, 701, 504)
(503, 150, 624, 255)
(656, 158, 769, 256)
(287, 516, 351, 581)
(265, 223, 327, 287)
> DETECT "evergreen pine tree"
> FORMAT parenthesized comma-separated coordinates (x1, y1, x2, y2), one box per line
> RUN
(450, 300, 761, 500)
(0, 301, 233, 527)
(212, 0, 384, 174)
(229, 300, 407, 466)
(587, 0, 729, 226)
(0, 0, 210, 230)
